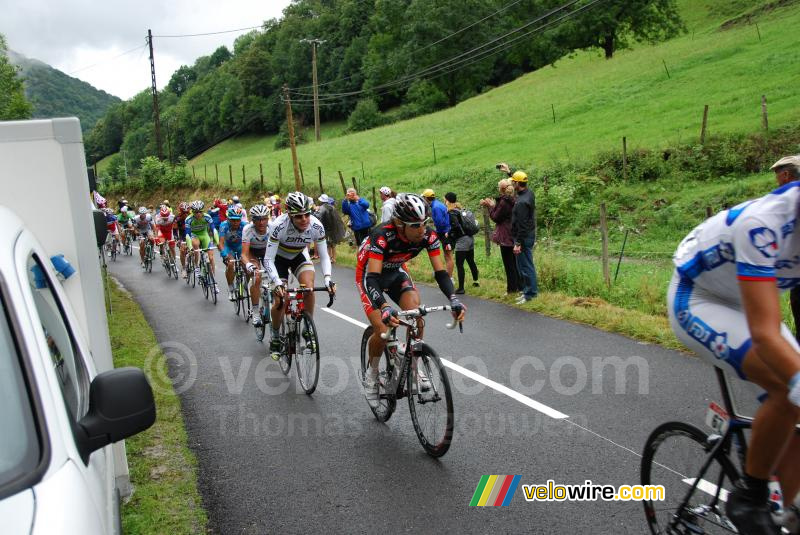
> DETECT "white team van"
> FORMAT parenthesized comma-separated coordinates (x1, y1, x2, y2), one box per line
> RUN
(0, 119, 155, 534)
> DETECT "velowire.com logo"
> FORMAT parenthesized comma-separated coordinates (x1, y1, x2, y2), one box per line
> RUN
(469, 475, 522, 506)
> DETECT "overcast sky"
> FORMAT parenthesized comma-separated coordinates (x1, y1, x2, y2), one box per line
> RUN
(1, 0, 292, 100)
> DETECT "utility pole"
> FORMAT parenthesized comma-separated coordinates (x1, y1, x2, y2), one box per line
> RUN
(300, 38, 325, 142)
(147, 29, 163, 160)
(283, 85, 302, 191)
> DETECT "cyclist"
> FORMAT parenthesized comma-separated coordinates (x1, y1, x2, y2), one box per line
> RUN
(356, 193, 466, 407)
(669, 180, 800, 534)
(117, 205, 135, 245)
(219, 206, 245, 301)
(154, 204, 176, 263)
(185, 200, 220, 294)
(102, 208, 120, 256)
(262, 192, 335, 360)
(242, 204, 270, 330)
(174, 202, 191, 278)
(133, 206, 155, 267)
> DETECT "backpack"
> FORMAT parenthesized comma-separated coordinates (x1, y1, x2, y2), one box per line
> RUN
(459, 209, 480, 236)
(367, 209, 378, 228)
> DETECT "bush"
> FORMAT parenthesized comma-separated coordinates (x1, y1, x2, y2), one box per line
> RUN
(404, 80, 448, 116)
(274, 120, 306, 149)
(346, 99, 384, 132)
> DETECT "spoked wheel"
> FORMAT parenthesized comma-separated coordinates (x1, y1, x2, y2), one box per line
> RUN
(189, 262, 196, 288)
(359, 326, 396, 423)
(124, 236, 132, 255)
(208, 269, 217, 305)
(233, 274, 242, 315)
(110, 241, 117, 262)
(407, 345, 454, 457)
(201, 267, 209, 300)
(294, 312, 320, 395)
(641, 422, 739, 535)
(240, 281, 251, 323)
(255, 294, 268, 342)
(277, 317, 292, 376)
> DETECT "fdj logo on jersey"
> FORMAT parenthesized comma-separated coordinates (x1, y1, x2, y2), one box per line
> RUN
(749, 227, 779, 259)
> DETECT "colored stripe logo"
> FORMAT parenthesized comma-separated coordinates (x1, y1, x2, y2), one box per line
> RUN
(470, 475, 521, 506)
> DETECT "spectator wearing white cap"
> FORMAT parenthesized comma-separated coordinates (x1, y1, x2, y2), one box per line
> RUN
(316, 193, 346, 263)
(379, 186, 396, 224)
(772, 155, 800, 343)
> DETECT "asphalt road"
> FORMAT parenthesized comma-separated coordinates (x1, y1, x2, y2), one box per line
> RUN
(108, 250, 757, 534)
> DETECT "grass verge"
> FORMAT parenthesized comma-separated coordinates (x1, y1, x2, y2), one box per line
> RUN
(107, 279, 207, 534)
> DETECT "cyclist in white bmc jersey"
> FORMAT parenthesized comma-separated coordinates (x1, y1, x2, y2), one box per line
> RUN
(669, 169, 800, 534)
(263, 192, 335, 359)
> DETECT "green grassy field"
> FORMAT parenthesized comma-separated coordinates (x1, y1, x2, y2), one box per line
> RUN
(187, 0, 799, 193)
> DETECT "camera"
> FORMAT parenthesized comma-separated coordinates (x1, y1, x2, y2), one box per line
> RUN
(495, 164, 502, 169)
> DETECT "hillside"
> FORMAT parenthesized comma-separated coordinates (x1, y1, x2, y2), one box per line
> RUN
(187, 0, 798, 192)
(8, 49, 120, 132)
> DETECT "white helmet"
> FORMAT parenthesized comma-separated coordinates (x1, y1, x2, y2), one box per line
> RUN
(138, 206, 148, 215)
(392, 193, 430, 223)
(249, 204, 269, 219)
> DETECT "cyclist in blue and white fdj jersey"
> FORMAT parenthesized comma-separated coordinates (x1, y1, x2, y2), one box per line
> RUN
(219, 205, 245, 301)
(262, 192, 335, 360)
(668, 160, 800, 534)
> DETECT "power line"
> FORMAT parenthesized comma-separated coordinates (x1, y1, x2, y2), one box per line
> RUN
(67, 43, 148, 75)
(153, 25, 263, 38)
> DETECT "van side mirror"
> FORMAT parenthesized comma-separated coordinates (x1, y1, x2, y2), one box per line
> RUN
(77, 367, 156, 463)
(92, 209, 108, 248)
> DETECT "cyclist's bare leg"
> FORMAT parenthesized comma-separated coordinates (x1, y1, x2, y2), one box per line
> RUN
(191, 237, 200, 265)
(224, 257, 235, 286)
(742, 347, 800, 496)
(179, 242, 187, 271)
(270, 281, 286, 332)
(208, 247, 216, 273)
(297, 269, 315, 316)
(250, 269, 261, 307)
(139, 235, 146, 263)
(366, 309, 388, 369)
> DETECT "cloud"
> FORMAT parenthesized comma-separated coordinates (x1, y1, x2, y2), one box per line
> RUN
(1, 0, 289, 99)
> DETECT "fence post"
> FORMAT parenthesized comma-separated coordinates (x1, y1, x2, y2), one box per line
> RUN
(204, 164, 207, 180)
(372, 186, 377, 213)
(318, 167, 324, 193)
(215, 163, 219, 182)
(299, 162, 305, 188)
(192, 165, 196, 179)
(622, 136, 628, 181)
(278, 163, 283, 192)
(662, 59, 670, 79)
(482, 206, 492, 258)
(551, 104, 556, 123)
(706, 206, 713, 218)
(432, 141, 437, 164)
(700, 105, 709, 145)
(600, 202, 610, 289)
(242, 165, 246, 186)
(229, 165, 233, 186)
(352, 176, 358, 192)
(761, 95, 769, 132)
(338, 171, 347, 195)
(259, 163, 264, 187)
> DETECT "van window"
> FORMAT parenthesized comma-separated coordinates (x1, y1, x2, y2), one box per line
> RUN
(0, 294, 41, 488)
(26, 255, 89, 420)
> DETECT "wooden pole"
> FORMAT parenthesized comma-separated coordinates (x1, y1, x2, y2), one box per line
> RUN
(613, 229, 629, 284)
(662, 59, 670, 79)
(278, 163, 283, 192)
(761, 95, 769, 132)
(482, 206, 492, 257)
(600, 202, 610, 289)
(299, 162, 305, 188)
(360, 161, 365, 184)
(215, 163, 219, 182)
(259, 163, 264, 187)
(282, 84, 302, 191)
(318, 167, 324, 193)
(338, 171, 347, 195)
(311, 41, 321, 142)
(372, 186, 377, 213)
(352, 176, 358, 192)
(756, 23, 761, 42)
(706, 206, 713, 218)
(242, 165, 246, 185)
(204, 164, 207, 180)
(192, 165, 196, 179)
(622, 136, 628, 181)
(433, 141, 437, 164)
(700, 105, 709, 145)
(228, 165, 233, 186)
(551, 104, 556, 123)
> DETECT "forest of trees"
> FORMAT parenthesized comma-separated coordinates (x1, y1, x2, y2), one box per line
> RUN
(84, 0, 684, 171)
(0, 35, 33, 121)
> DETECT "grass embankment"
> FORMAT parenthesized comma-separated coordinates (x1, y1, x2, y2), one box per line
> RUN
(107, 281, 207, 534)
(186, 1, 800, 192)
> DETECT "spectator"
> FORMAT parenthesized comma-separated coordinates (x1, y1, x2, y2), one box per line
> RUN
(316, 194, 346, 263)
(379, 186, 397, 224)
(771, 155, 800, 343)
(214, 198, 228, 223)
(445, 192, 479, 294)
(208, 202, 221, 228)
(422, 189, 454, 277)
(480, 178, 522, 296)
(498, 163, 537, 303)
(342, 187, 372, 245)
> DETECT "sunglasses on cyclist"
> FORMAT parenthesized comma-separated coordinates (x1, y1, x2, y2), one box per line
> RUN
(252, 216, 267, 222)
(291, 213, 311, 220)
(401, 218, 430, 229)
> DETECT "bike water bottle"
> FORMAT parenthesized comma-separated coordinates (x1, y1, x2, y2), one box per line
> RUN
(768, 476, 784, 517)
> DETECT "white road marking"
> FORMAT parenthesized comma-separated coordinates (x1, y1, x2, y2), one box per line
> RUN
(320, 307, 569, 419)
(683, 478, 730, 501)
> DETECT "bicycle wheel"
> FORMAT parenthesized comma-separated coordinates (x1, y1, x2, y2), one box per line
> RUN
(232, 272, 242, 315)
(201, 266, 209, 299)
(277, 316, 292, 376)
(111, 240, 117, 261)
(294, 312, 320, 395)
(407, 345, 454, 457)
(359, 326, 396, 422)
(641, 421, 739, 534)
(255, 294, 268, 342)
(208, 269, 217, 305)
(239, 277, 251, 323)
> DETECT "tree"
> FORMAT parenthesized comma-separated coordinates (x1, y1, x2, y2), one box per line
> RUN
(0, 34, 33, 120)
(557, 0, 685, 59)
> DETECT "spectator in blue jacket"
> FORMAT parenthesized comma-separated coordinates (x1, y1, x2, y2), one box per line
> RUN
(422, 189, 454, 277)
(342, 187, 372, 246)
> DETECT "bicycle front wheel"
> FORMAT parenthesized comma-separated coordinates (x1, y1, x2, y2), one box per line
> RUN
(641, 421, 739, 534)
(208, 269, 217, 305)
(359, 326, 396, 422)
(407, 345, 454, 457)
(277, 317, 292, 375)
(294, 312, 320, 395)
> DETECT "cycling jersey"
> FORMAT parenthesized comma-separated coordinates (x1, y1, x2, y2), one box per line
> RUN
(133, 214, 153, 236)
(154, 213, 175, 245)
(174, 211, 189, 239)
(117, 212, 134, 226)
(185, 213, 214, 237)
(242, 222, 269, 260)
(104, 212, 119, 234)
(670, 182, 800, 385)
(219, 220, 243, 257)
(263, 213, 331, 285)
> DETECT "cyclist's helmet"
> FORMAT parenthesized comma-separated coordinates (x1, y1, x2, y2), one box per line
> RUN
(138, 206, 148, 215)
(190, 200, 204, 212)
(232, 195, 240, 203)
(159, 205, 170, 217)
(102, 207, 114, 215)
(285, 191, 313, 215)
(249, 204, 269, 219)
(178, 201, 189, 213)
(392, 193, 430, 223)
(227, 206, 244, 220)
(120, 206, 128, 213)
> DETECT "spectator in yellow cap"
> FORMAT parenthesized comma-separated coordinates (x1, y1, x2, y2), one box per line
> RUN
(498, 162, 537, 303)
(422, 188, 454, 277)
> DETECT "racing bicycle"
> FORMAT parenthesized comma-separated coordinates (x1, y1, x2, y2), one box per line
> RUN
(142, 237, 156, 273)
(158, 240, 179, 280)
(229, 254, 251, 321)
(196, 247, 217, 305)
(360, 305, 459, 457)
